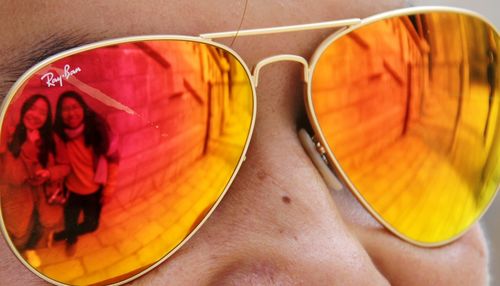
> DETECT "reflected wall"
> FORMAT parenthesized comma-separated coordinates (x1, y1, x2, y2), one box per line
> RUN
(312, 12, 499, 243)
(0, 40, 253, 284)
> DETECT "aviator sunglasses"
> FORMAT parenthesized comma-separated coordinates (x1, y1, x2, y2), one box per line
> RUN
(0, 6, 498, 286)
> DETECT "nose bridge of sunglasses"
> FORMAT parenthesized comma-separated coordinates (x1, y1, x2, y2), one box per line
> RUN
(252, 54, 310, 87)
(200, 19, 362, 88)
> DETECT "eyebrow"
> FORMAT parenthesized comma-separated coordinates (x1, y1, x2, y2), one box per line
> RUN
(0, 30, 97, 100)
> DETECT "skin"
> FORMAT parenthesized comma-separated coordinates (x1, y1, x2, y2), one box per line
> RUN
(23, 99, 51, 182)
(0, 1, 490, 285)
(23, 99, 49, 132)
(60, 98, 84, 130)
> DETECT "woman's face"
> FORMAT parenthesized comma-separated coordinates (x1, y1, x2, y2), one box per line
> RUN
(61, 97, 84, 129)
(22, 98, 48, 131)
(0, 1, 491, 285)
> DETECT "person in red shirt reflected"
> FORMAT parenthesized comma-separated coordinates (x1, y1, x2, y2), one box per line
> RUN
(52, 91, 119, 252)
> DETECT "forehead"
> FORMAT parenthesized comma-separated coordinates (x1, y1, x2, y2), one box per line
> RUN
(0, 1, 395, 36)
(61, 97, 80, 106)
(31, 98, 48, 109)
(0, 1, 405, 99)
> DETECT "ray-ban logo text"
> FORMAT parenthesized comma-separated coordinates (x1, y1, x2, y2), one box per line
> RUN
(41, 65, 82, 87)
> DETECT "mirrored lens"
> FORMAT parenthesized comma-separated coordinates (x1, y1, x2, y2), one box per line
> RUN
(311, 12, 499, 244)
(0, 39, 253, 284)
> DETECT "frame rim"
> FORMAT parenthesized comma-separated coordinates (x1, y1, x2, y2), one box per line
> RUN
(0, 5, 498, 285)
(305, 5, 500, 247)
(0, 35, 257, 286)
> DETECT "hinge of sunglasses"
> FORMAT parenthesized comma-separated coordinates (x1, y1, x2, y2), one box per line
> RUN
(298, 129, 344, 192)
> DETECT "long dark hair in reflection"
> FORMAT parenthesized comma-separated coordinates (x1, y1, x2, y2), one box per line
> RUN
(54, 91, 110, 156)
(8, 94, 55, 167)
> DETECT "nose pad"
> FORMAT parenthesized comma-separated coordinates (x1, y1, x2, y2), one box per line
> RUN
(252, 55, 309, 87)
(298, 129, 344, 192)
(252, 54, 342, 191)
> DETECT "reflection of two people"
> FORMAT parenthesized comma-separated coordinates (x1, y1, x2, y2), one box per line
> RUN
(1, 91, 119, 262)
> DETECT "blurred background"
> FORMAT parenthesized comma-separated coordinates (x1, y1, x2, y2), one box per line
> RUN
(413, 0, 499, 283)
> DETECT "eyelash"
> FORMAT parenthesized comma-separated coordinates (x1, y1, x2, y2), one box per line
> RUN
(0, 31, 96, 99)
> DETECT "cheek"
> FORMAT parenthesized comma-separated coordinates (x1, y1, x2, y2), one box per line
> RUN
(61, 112, 71, 123)
(75, 110, 84, 123)
(38, 111, 48, 124)
(22, 118, 30, 129)
(23, 110, 46, 128)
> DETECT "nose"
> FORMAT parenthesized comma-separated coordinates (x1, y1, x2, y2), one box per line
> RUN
(139, 59, 390, 285)
(152, 53, 489, 286)
(197, 61, 390, 285)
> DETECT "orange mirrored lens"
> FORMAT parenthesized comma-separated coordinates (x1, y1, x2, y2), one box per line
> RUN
(311, 12, 499, 244)
(0, 39, 253, 284)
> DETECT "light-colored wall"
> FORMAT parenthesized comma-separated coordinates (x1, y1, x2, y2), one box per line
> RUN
(413, 1, 500, 283)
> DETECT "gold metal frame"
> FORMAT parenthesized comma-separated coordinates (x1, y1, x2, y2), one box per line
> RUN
(0, 5, 498, 285)
(203, 5, 499, 247)
(0, 36, 257, 286)
(305, 6, 499, 247)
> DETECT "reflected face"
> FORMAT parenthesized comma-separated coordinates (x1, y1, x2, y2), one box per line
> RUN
(61, 97, 84, 129)
(5, 39, 254, 284)
(23, 98, 48, 130)
(0, 1, 492, 286)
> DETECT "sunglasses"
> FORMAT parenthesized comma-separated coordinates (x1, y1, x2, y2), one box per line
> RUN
(0, 6, 498, 286)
